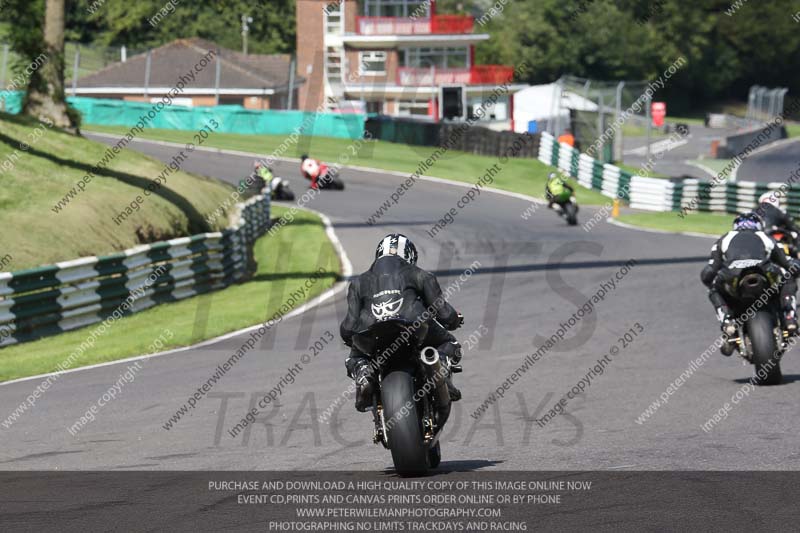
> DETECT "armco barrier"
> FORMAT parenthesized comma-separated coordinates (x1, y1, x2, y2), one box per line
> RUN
(718, 124, 788, 160)
(0, 190, 270, 347)
(538, 132, 796, 216)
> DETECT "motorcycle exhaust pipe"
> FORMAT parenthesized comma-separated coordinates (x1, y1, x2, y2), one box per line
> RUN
(419, 347, 451, 430)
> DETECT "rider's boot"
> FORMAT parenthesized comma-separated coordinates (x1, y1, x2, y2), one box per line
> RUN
(353, 361, 376, 412)
(715, 305, 737, 355)
(439, 341, 463, 402)
(446, 376, 461, 402)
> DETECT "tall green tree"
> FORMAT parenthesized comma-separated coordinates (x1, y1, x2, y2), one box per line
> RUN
(474, 0, 800, 113)
(3, 0, 76, 128)
(67, 0, 295, 54)
(26, 0, 75, 127)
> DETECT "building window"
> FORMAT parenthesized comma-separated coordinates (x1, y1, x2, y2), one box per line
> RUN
(324, 2, 342, 34)
(402, 47, 470, 69)
(366, 101, 384, 114)
(468, 95, 509, 121)
(398, 100, 430, 117)
(359, 51, 387, 75)
(364, 0, 430, 17)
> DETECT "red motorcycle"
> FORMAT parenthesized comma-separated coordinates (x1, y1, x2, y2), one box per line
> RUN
(301, 156, 345, 191)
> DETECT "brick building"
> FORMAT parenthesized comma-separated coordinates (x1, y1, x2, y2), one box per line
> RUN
(75, 38, 300, 109)
(296, 0, 521, 125)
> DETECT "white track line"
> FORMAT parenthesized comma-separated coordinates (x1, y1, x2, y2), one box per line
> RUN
(0, 131, 697, 385)
(624, 137, 688, 156)
(731, 136, 800, 182)
(606, 217, 716, 239)
(0, 208, 352, 388)
(684, 160, 721, 179)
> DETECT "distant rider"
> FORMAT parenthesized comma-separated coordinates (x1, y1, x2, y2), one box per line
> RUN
(340, 234, 464, 411)
(300, 154, 327, 190)
(545, 172, 575, 210)
(253, 161, 273, 189)
(701, 212, 800, 352)
(756, 192, 800, 250)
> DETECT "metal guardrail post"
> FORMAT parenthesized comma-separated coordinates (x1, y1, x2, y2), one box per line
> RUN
(0, 44, 8, 89)
(755, 87, 767, 123)
(778, 88, 789, 119)
(71, 46, 80, 97)
(767, 89, 778, 121)
(746, 85, 758, 123)
(614, 81, 625, 162)
(645, 93, 652, 162)
(144, 50, 152, 98)
(214, 49, 221, 106)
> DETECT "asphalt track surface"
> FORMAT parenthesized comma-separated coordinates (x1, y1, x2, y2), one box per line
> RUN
(737, 137, 800, 183)
(622, 124, 739, 180)
(3, 134, 800, 473)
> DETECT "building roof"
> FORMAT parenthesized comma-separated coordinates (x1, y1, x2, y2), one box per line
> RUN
(77, 38, 299, 92)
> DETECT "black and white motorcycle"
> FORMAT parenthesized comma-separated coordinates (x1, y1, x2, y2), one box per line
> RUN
(351, 318, 459, 476)
(240, 173, 295, 201)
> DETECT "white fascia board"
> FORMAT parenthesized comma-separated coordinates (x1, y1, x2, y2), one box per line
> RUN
(344, 83, 528, 99)
(74, 87, 277, 96)
(341, 33, 490, 48)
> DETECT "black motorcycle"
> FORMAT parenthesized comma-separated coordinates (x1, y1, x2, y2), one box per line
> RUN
(352, 319, 457, 476)
(720, 259, 788, 385)
(269, 176, 296, 201)
(551, 195, 578, 226)
(239, 175, 295, 201)
(318, 168, 345, 191)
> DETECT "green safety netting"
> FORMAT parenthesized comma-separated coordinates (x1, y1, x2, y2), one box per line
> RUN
(2, 93, 365, 140)
(0, 91, 24, 114)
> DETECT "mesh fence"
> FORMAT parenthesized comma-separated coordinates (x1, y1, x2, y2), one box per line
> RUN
(745, 85, 790, 125)
(552, 75, 652, 163)
(0, 42, 148, 87)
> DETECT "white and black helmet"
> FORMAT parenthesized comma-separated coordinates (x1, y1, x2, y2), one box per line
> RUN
(759, 192, 781, 209)
(375, 234, 418, 265)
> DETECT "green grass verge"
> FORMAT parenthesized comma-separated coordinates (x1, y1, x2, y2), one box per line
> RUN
(0, 114, 236, 270)
(86, 125, 610, 206)
(87, 124, 744, 236)
(667, 116, 706, 126)
(787, 123, 800, 138)
(621, 123, 667, 138)
(616, 162, 670, 179)
(686, 158, 729, 177)
(0, 206, 340, 382)
(620, 116, 703, 138)
(617, 211, 732, 236)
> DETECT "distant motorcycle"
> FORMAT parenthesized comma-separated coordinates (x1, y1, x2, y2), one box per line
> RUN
(767, 228, 799, 259)
(240, 174, 295, 201)
(552, 196, 579, 226)
(269, 176, 296, 201)
(317, 168, 345, 191)
(351, 318, 459, 476)
(719, 258, 788, 385)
